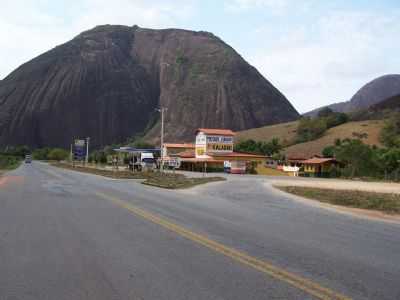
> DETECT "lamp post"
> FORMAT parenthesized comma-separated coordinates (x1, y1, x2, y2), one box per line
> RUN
(85, 137, 90, 165)
(156, 107, 167, 173)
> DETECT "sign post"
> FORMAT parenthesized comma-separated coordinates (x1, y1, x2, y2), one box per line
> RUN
(73, 139, 87, 165)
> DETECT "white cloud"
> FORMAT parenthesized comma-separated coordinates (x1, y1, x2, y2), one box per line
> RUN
(249, 10, 400, 113)
(225, 0, 288, 14)
(0, 0, 195, 79)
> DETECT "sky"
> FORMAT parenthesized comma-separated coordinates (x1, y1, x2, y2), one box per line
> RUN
(1, 0, 399, 113)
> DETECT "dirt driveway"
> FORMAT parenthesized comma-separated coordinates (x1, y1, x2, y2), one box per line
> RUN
(270, 177, 400, 194)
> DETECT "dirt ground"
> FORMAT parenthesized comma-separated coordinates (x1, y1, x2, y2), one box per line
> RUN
(270, 177, 400, 194)
(269, 177, 400, 224)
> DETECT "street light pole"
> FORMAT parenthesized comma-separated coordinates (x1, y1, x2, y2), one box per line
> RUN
(86, 137, 90, 165)
(157, 107, 167, 173)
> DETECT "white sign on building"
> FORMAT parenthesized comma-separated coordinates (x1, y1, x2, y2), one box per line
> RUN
(195, 130, 234, 158)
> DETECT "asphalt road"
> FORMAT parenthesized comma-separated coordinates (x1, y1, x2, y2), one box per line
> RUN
(0, 162, 399, 300)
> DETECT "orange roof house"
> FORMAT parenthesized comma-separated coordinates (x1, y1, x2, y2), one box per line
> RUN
(302, 156, 339, 177)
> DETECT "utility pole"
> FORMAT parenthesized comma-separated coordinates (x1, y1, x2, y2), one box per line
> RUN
(86, 137, 90, 165)
(70, 143, 73, 165)
(157, 107, 167, 173)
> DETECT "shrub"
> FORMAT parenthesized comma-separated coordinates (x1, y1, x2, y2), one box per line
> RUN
(32, 148, 51, 160)
(47, 148, 69, 161)
(0, 155, 20, 169)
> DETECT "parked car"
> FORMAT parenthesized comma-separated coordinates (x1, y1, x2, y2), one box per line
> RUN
(25, 155, 32, 163)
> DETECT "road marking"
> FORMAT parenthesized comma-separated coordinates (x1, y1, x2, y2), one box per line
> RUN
(95, 192, 351, 300)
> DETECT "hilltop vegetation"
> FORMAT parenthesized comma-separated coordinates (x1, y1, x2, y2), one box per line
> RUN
(237, 110, 384, 159)
(284, 120, 385, 158)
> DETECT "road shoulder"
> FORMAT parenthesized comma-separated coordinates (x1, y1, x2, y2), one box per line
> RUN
(268, 182, 400, 225)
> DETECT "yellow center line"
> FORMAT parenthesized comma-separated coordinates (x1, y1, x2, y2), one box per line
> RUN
(95, 192, 351, 300)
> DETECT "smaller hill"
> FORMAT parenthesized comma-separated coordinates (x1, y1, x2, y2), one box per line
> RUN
(284, 120, 385, 158)
(235, 121, 299, 146)
(371, 94, 400, 111)
(304, 74, 400, 117)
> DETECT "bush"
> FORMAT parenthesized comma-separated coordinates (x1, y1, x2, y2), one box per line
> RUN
(0, 155, 20, 169)
(47, 148, 69, 161)
(90, 150, 108, 164)
(32, 148, 51, 160)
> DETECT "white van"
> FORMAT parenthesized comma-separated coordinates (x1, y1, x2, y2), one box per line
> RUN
(140, 152, 156, 171)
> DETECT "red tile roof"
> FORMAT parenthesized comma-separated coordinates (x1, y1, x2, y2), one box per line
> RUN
(175, 150, 196, 158)
(210, 152, 266, 159)
(196, 128, 235, 136)
(163, 143, 195, 148)
(303, 157, 336, 164)
(180, 158, 222, 163)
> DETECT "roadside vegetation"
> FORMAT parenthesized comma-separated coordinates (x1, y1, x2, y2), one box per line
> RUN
(0, 155, 21, 171)
(277, 186, 400, 214)
(0, 146, 30, 171)
(320, 116, 400, 180)
(52, 162, 225, 189)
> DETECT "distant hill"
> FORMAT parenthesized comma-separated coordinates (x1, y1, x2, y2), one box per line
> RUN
(236, 120, 385, 158)
(370, 94, 400, 112)
(283, 120, 385, 158)
(304, 74, 400, 117)
(350, 93, 400, 121)
(0, 25, 299, 149)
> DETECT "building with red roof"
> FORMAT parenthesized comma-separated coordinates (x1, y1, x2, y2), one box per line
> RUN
(163, 128, 267, 174)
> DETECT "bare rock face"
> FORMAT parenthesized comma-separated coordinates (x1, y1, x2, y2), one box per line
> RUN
(0, 25, 299, 148)
(348, 74, 400, 111)
(304, 74, 400, 117)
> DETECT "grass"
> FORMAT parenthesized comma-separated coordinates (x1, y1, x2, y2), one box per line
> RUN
(142, 174, 225, 189)
(236, 120, 385, 158)
(236, 121, 299, 146)
(277, 186, 400, 214)
(51, 162, 225, 189)
(255, 165, 287, 176)
(283, 120, 385, 158)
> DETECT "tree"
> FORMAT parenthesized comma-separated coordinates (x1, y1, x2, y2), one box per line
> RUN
(322, 145, 335, 158)
(234, 138, 282, 156)
(296, 117, 327, 142)
(380, 113, 400, 147)
(47, 148, 69, 161)
(1, 145, 31, 157)
(378, 148, 400, 179)
(326, 112, 348, 128)
(317, 107, 334, 118)
(261, 138, 282, 156)
(334, 139, 379, 178)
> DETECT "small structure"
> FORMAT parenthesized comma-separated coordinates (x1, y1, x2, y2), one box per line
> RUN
(114, 147, 160, 171)
(302, 156, 338, 177)
(162, 143, 195, 160)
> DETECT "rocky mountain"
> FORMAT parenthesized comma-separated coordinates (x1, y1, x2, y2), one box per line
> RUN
(304, 74, 400, 117)
(0, 25, 299, 149)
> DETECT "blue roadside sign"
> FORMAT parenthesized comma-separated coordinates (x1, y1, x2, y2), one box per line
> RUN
(74, 139, 87, 160)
